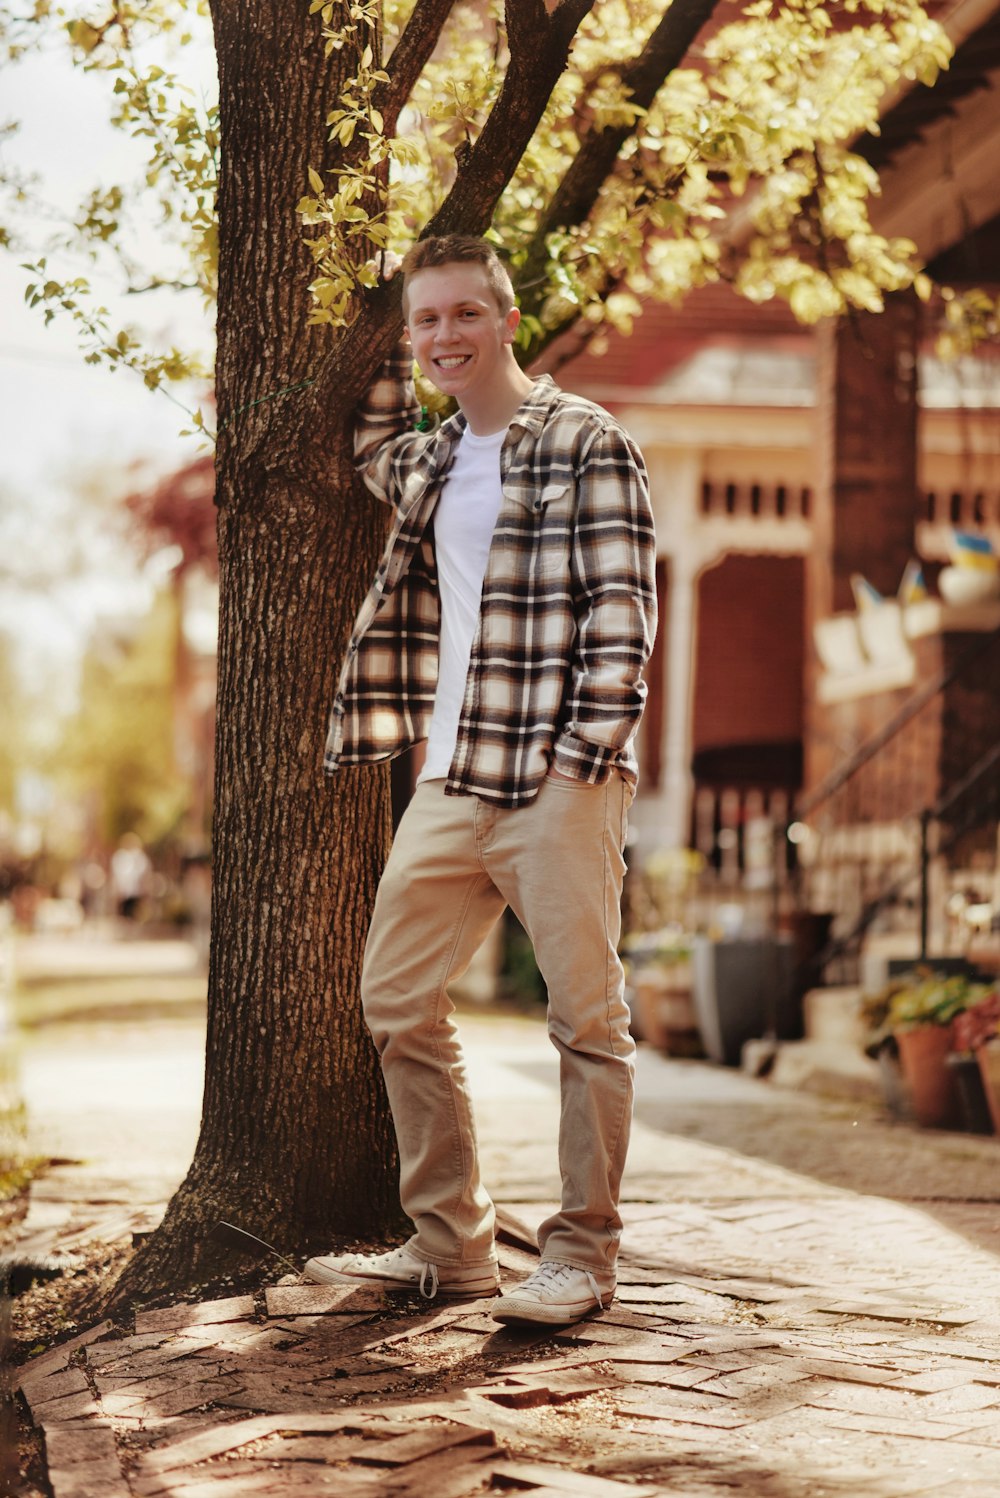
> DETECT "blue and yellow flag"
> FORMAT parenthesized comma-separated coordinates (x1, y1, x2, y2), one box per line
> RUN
(898, 559, 928, 604)
(950, 530, 998, 571)
(851, 573, 885, 612)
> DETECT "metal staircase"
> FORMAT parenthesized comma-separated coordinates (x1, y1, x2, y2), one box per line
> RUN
(790, 624, 1000, 983)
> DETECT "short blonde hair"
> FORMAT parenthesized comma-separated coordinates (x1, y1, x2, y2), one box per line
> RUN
(401, 235, 515, 316)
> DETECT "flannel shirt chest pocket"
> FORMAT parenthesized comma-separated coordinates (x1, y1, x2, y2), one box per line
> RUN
(501, 476, 575, 579)
(534, 482, 574, 578)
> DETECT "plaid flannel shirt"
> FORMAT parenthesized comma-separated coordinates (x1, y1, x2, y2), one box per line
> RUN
(324, 348, 657, 809)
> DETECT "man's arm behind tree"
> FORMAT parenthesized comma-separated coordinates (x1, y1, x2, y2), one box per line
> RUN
(353, 343, 425, 511)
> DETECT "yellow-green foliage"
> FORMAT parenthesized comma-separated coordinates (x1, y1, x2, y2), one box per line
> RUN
(3, 1, 215, 430)
(3, 0, 998, 400)
(300, 0, 966, 342)
(62, 587, 189, 846)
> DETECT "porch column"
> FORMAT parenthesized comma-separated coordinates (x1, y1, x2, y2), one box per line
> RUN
(641, 447, 706, 853)
(806, 292, 920, 790)
(660, 552, 699, 850)
(811, 291, 920, 622)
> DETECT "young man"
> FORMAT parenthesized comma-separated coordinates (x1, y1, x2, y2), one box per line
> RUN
(305, 235, 657, 1325)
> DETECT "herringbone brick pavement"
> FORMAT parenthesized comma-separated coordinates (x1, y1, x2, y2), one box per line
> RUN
(15, 1182, 1000, 1497)
(11, 1010, 1000, 1496)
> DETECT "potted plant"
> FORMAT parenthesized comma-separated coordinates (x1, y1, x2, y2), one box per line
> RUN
(887, 970, 988, 1129)
(861, 979, 914, 1121)
(952, 990, 1000, 1134)
(622, 928, 700, 1055)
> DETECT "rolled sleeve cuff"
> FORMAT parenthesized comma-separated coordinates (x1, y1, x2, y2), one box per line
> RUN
(551, 730, 617, 783)
(383, 343, 416, 382)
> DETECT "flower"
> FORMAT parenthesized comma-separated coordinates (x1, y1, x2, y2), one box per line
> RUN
(952, 991, 1000, 1054)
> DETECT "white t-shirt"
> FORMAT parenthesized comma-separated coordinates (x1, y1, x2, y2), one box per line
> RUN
(418, 424, 507, 784)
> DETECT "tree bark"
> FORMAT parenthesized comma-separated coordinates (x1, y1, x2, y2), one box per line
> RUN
(110, 0, 403, 1308)
(108, 0, 601, 1311)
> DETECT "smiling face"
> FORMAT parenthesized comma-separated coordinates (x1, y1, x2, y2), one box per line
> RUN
(403, 261, 521, 409)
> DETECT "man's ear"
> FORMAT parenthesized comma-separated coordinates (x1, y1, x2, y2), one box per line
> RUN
(503, 306, 521, 345)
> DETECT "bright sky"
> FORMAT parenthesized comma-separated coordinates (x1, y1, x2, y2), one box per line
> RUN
(0, 24, 217, 687)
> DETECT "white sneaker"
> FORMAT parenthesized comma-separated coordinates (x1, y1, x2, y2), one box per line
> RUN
(302, 1242, 499, 1300)
(492, 1260, 614, 1325)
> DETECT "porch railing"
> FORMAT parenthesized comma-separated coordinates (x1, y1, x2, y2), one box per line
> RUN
(790, 624, 1000, 981)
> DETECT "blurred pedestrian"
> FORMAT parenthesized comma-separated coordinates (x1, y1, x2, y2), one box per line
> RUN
(110, 833, 151, 924)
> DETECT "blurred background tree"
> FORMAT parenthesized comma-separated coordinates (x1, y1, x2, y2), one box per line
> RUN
(65, 588, 187, 849)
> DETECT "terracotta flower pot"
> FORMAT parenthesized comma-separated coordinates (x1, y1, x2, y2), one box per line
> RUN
(975, 1037, 1000, 1135)
(895, 1024, 961, 1129)
(946, 1052, 994, 1135)
(633, 964, 701, 1056)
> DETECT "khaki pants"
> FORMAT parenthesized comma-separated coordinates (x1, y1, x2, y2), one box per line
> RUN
(360, 773, 635, 1279)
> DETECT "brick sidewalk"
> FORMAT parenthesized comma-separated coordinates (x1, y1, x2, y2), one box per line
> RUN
(14, 1190, 1000, 1497)
(10, 999, 1000, 1497)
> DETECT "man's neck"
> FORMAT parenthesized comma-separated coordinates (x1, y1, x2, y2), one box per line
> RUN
(459, 361, 535, 435)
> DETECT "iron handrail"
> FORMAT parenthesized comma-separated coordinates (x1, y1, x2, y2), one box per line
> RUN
(795, 623, 1000, 821)
(803, 737, 1000, 972)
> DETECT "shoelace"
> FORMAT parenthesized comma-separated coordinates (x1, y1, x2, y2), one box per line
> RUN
(305, 1247, 442, 1299)
(523, 1260, 603, 1309)
(418, 1261, 440, 1299)
(354, 1248, 441, 1300)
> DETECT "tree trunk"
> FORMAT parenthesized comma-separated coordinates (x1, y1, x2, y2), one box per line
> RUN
(110, 1, 402, 1309)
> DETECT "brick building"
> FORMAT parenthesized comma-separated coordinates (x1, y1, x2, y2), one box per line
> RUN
(549, 0, 1000, 912)
(126, 1, 1000, 969)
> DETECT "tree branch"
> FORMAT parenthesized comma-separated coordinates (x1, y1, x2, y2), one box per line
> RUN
(527, 263, 619, 368)
(421, 0, 597, 240)
(517, 0, 721, 315)
(126, 278, 202, 295)
(326, 0, 597, 390)
(504, 0, 549, 41)
(375, 0, 459, 133)
(547, 0, 598, 52)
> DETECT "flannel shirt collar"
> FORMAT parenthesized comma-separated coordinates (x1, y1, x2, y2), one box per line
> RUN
(510, 374, 560, 435)
(436, 374, 560, 452)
